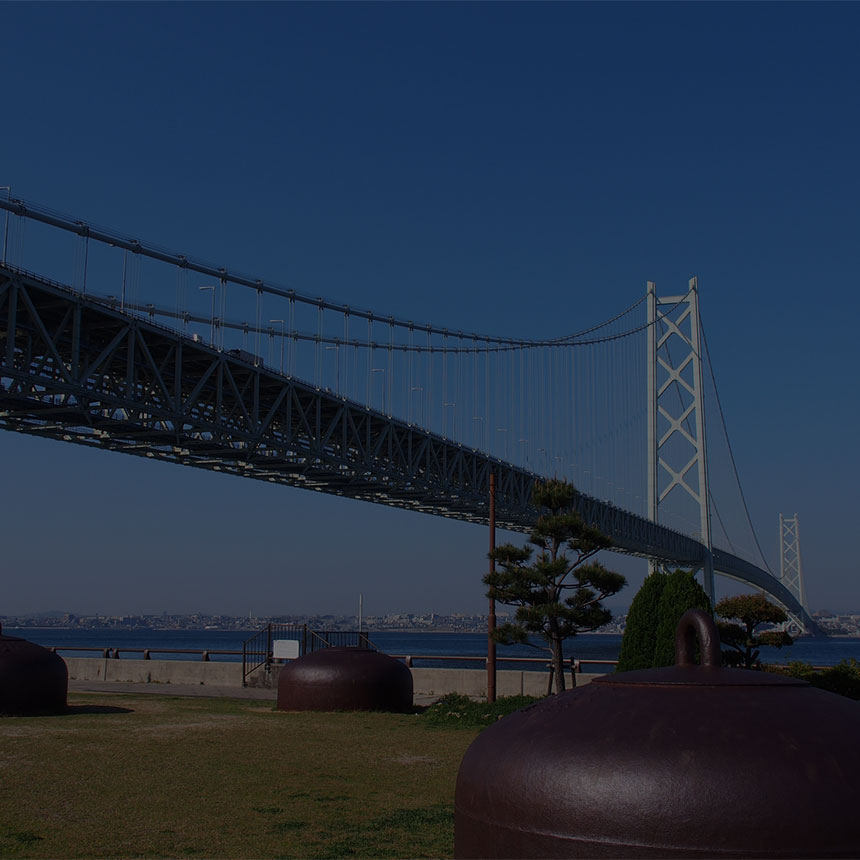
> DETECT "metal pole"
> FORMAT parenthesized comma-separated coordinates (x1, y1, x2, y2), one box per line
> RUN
(487, 471, 497, 703)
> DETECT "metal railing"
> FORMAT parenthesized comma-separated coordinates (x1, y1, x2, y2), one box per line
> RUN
(47, 642, 619, 690)
(242, 623, 307, 682)
(389, 655, 619, 692)
(390, 654, 618, 672)
(305, 629, 374, 653)
(49, 645, 243, 661)
(241, 625, 376, 684)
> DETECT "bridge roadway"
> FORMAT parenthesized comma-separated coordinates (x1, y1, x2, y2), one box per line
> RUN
(0, 264, 819, 633)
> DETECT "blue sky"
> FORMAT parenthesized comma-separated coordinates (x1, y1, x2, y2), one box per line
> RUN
(2, 2, 858, 617)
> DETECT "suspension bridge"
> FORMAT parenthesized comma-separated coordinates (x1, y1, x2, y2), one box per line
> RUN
(0, 196, 818, 633)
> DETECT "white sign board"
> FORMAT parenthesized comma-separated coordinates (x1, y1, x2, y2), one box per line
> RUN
(273, 639, 300, 660)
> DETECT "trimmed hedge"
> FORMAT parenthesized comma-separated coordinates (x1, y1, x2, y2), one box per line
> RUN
(653, 570, 712, 667)
(616, 571, 667, 672)
(617, 569, 712, 671)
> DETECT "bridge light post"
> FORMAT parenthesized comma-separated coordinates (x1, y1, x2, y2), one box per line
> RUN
(270, 319, 285, 373)
(199, 285, 216, 345)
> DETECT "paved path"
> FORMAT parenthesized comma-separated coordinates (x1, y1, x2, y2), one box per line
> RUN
(69, 679, 441, 706)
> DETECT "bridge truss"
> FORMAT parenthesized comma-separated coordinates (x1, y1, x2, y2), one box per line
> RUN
(0, 263, 819, 633)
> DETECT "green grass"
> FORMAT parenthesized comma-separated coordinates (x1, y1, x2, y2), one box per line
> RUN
(0, 692, 481, 859)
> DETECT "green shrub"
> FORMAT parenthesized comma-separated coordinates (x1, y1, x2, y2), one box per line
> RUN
(616, 571, 667, 672)
(815, 660, 860, 700)
(772, 659, 860, 701)
(776, 661, 817, 681)
(652, 570, 712, 667)
(421, 693, 540, 729)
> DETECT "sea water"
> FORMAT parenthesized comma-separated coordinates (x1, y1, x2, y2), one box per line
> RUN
(6, 628, 859, 669)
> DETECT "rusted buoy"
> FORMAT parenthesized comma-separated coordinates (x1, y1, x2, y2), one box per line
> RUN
(0, 622, 68, 715)
(277, 647, 413, 713)
(455, 609, 860, 858)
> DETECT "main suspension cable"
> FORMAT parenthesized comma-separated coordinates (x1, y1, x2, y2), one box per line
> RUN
(701, 321, 775, 576)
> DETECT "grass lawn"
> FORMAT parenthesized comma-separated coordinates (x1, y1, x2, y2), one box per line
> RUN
(0, 692, 481, 859)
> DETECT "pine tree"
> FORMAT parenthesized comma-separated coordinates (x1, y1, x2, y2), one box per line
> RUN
(484, 479, 626, 694)
(616, 570, 667, 672)
(652, 569, 712, 667)
(716, 593, 793, 668)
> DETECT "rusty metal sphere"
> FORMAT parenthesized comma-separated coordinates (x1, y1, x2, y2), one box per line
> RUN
(0, 622, 68, 715)
(277, 647, 413, 713)
(455, 610, 860, 859)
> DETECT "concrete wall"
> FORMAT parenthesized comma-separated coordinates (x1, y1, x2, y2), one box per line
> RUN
(411, 667, 601, 696)
(65, 657, 601, 697)
(64, 657, 242, 687)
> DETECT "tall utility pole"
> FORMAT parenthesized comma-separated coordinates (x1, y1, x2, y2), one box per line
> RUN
(647, 278, 714, 600)
(487, 471, 497, 703)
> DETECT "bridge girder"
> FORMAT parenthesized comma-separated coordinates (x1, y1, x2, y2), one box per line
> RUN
(0, 265, 821, 635)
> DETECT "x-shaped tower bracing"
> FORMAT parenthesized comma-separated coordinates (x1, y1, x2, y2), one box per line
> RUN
(780, 513, 809, 616)
(649, 278, 714, 601)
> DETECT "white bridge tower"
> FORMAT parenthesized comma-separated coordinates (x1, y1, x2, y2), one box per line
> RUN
(779, 513, 809, 616)
(647, 278, 714, 601)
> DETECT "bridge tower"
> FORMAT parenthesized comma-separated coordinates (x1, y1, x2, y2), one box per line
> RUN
(647, 278, 715, 601)
(779, 513, 809, 616)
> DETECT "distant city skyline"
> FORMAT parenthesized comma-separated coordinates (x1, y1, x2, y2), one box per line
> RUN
(4, 608, 858, 640)
(2, 3, 859, 617)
